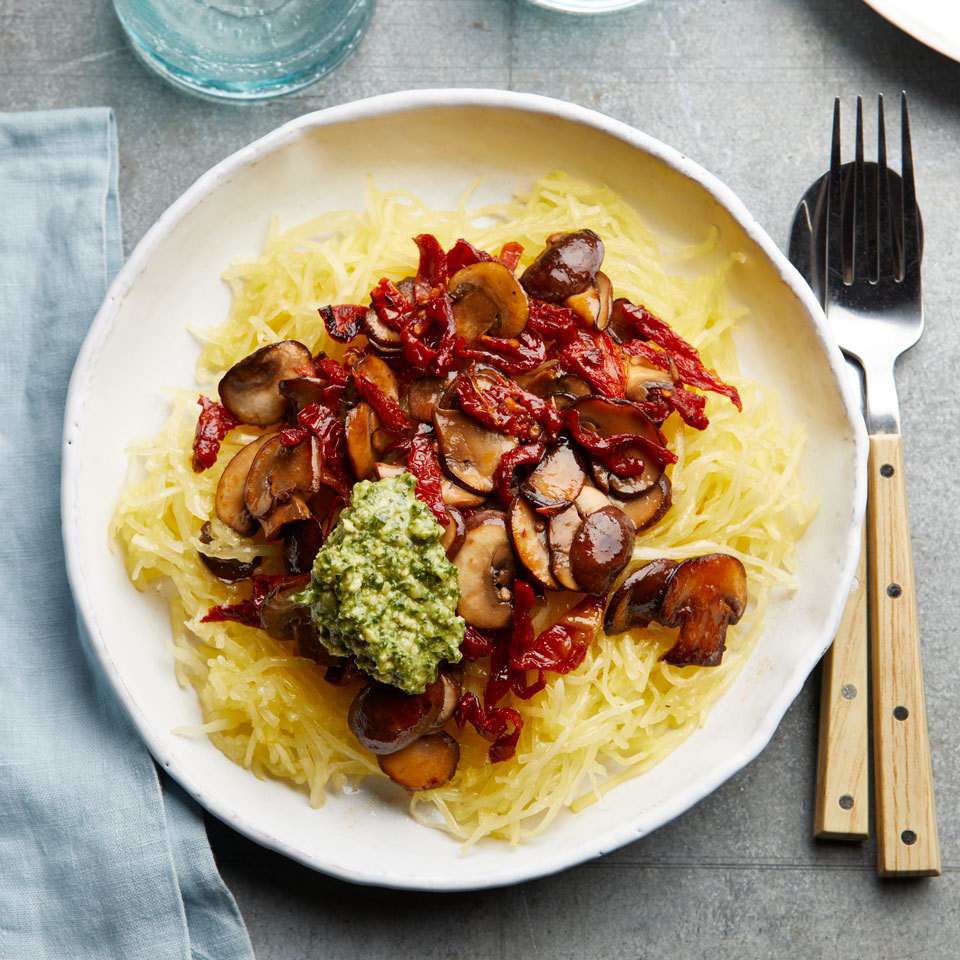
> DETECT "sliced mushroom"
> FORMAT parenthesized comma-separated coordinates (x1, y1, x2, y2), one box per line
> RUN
(441, 507, 466, 560)
(520, 440, 585, 513)
(374, 462, 484, 510)
(279, 377, 328, 416)
(218, 340, 313, 426)
(604, 558, 679, 634)
(570, 505, 636, 596)
(573, 396, 665, 497)
(508, 496, 559, 590)
(660, 554, 748, 667)
(260, 578, 316, 649)
(624, 357, 674, 403)
(565, 270, 613, 331)
(520, 230, 604, 303)
(548, 486, 610, 591)
(260, 495, 313, 540)
(453, 514, 516, 629)
(610, 475, 672, 532)
(346, 402, 377, 480)
(448, 261, 529, 341)
(405, 376, 445, 423)
(243, 434, 320, 521)
(215, 432, 277, 535)
(199, 552, 262, 582)
(354, 353, 399, 400)
(434, 407, 517, 495)
(348, 677, 446, 755)
(433, 671, 462, 728)
(362, 307, 402, 353)
(378, 732, 460, 791)
(517, 360, 592, 410)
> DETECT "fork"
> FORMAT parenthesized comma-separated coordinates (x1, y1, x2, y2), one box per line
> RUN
(826, 94, 940, 877)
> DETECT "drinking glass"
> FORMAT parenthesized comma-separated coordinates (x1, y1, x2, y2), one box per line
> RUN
(113, 0, 374, 103)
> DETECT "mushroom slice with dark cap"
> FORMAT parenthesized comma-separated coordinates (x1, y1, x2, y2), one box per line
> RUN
(624, 357, 674, 403)
(453, 513, 516, 629)
(572, 396, 665, 498)
(259, 577, 316, 649)
(215, 432, 278, 535)
(373, 463, 485, 510)
(659, 554, 748, 667)
(448, 261, 529, 341)
(354, 353, 399, 399)
(440, 506, 466, 560)
(548, 485, 609, 591)
(260, 495, 313, 541)
(508, 496, 559, 590)
(570, 505, 636, 596)
(520, 439, 586, 513)
(604, 558, 679, 635)
(348, 678, 446, 755)
(199, 552, 262, 583)
(520, 229, 604, 303)
(362, 307, 403, 354)
(218, 340, 313, 426)
(345, 402, 378, 481)
(517, 360, 592, 411)
(378, 732, 460, 791)
(434, 407, 517, 495)
(243, 434, 321, 523)
(610, 475, 672, 532)
(565, 271, 613, 331)
(405, 376, 446, 423)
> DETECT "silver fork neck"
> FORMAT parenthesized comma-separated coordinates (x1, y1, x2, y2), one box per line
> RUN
(858, 356, 901, 435)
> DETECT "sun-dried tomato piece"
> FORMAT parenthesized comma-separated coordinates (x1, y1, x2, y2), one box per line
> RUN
(445, 238, 493, 275)
(526, 298, 581, 341)
(370, 278, 415, 332)
(512, 595, 604, 675)
(455, 692, 523, 763)
(192, 396, 238, 472)
(565, 406, 677, 474)
(497, 241, 524, 273)
(453, 367, 562, 442)
(202, 574, 307, 628)
(298, 402, 350, 495)
(406, 432, 447, 522)
(353, 371, 413, 435)
(616, 301, 742, 410)
(314, 356, 351, 386)
(460, 625, 502, 661)
(493, 442, 546, 504)
(401, 292, 457, 375)
(414, 233, 448, 292)
(557, 329, 626, 399)
(453, 329, 547, 375)
(319, 304, 366, 343)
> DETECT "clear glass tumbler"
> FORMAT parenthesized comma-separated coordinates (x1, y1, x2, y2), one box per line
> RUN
(113, 0, 374, 103)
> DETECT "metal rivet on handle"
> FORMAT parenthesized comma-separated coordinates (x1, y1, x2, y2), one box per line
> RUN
(880, 463, 895, 477)
(901, 830, 918, 845)
(887, 583, 902, 598)
(893, 705, 909, 721)
(838, 795, 854, 810)
(841, 684, 857, 700)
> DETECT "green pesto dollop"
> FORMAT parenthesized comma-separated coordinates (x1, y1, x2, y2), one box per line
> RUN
(296, 473, 464, 693)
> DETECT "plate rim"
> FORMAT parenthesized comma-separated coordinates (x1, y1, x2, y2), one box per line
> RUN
(862, 0, 960, 64)
(61, 88, 867, 891)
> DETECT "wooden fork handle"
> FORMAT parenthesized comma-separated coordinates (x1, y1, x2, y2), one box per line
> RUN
(868, 434, 940, 877)
(814, 525, 869, 840)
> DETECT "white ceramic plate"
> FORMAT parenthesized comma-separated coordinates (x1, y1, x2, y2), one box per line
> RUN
(63, 89, 866, 891)
(863, 0, 960, 63)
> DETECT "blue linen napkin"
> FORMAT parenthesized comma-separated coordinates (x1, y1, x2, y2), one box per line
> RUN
(0, 109, 255, 960)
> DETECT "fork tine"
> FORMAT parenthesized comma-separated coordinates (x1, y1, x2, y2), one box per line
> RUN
(900, 91, 920, 278)
(876, 94, 896, 280)
(852, 96, 872, 282)
(826, 98, 845, 292)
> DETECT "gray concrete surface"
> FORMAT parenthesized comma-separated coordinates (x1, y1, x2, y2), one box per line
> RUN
(5, 0, 960, 956)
